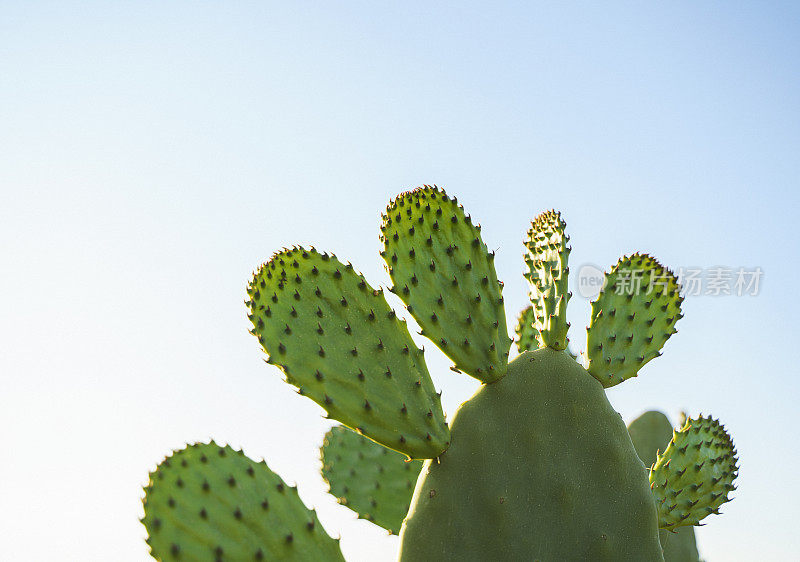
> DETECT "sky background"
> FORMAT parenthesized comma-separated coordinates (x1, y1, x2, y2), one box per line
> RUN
(2, 2, 798, 560)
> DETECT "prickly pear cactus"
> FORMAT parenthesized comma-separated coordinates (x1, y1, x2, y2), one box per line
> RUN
(140, 185, 739, 561)
(397, 203, 729, 562)
(628, 411, 701, 562)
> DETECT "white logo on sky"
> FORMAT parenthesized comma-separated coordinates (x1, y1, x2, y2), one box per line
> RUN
(576, 263, 606, 299)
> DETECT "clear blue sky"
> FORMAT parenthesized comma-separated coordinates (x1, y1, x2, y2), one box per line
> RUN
(2, 2, 798, 560)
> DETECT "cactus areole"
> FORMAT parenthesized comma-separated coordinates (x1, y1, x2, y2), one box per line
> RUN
(141, 185, 737, 561)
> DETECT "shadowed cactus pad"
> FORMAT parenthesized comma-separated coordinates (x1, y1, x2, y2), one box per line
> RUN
(142, 442, 344, 561)
(629, 411, 700, 562)
(650, 415, 738, 531)
(513, 305, 542, 352)
(381, 186, 511, 383)
(247, 246, 449, 459)
(398, 349, 663, 561)
(321, 425, 423, 534)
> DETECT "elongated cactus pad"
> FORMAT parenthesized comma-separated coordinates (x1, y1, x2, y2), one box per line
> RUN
(629, 411, 700, 562)
(514, 305, 542, 353)
(381, 186, 511, 383)
(524, 210, 571, 350)
(650, 415, 738, 531)
(586, 253, 683, 388)
(247, 246, 449, 459)
(321, 425, 423, 534)
(399, 349, 663, 561)
(142, 442, 345, 561)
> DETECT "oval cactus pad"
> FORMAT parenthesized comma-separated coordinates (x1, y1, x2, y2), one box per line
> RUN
(142, 442, 345, 561)
(586, 253, 683, 388)
(321, 425, 423, 534)
(247, 247, 450, 459)
(650, 415, 738, 531)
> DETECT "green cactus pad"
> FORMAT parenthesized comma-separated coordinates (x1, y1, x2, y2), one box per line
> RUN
(399, 349, 663, 561)
(514, 305, 542, 353)
(380, 186, 511, 383)
(247, 246, 449, 459)
(524, 210, 571, 350)
(142, 442, 345, 561)
(321, 425, 423, 534)
(629, 411, 676, 469)
(650, 415, 738, 531)
(585, 253, 683, 388)
(629, 411, 700, 562)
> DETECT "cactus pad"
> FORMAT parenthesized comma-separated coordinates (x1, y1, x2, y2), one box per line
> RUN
(247, 246, 449, 459)
(515, 304, 579, 360)
(321, 425, 423, 534)
(586, 253, 683, 388)
(399, 348, 663, 561)
(514, 305, 542, 353)
(524, 210, 571, 350)
(629, 411, 700, 562)
(380, 186, 511, 383)
(142, 442, 345, 561)
(650, 415, 738, 531)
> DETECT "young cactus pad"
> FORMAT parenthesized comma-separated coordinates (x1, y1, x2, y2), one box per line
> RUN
(628, 411, 700, 562)
(524, 210, 571, 350)
(513, 305, 542, 352)
(321, 425, 423, 534)
(141, 442, 344, 561)
(650, 415, 738, 531)
(515, 304, 577, 359)
(246, 247, 449, 459)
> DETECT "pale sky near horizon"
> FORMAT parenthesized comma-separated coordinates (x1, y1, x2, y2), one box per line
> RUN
(2, 2, 798, 560)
